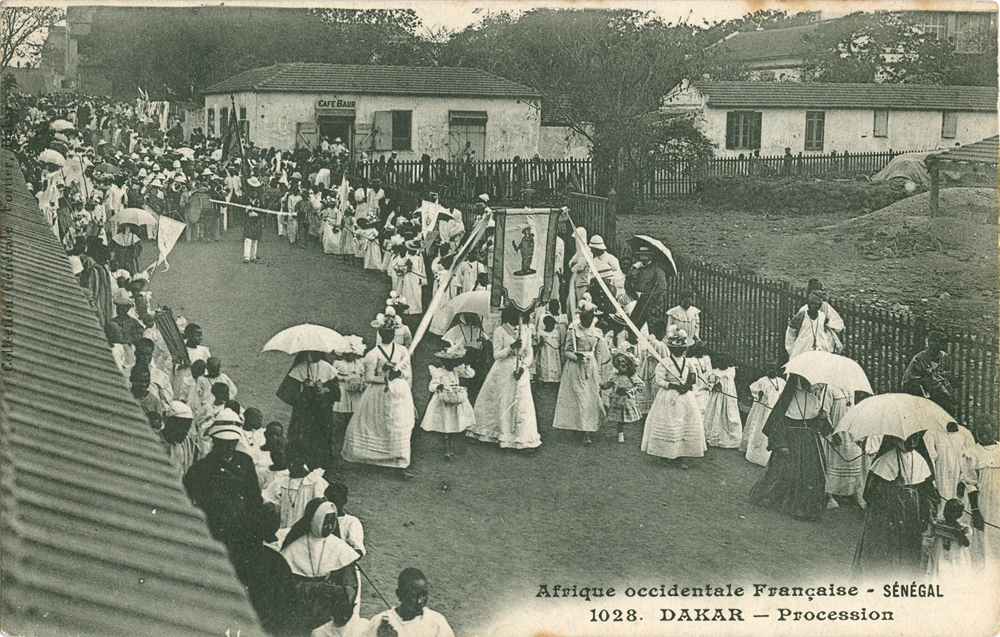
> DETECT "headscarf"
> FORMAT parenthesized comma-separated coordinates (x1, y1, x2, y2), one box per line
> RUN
(280, 500, 360, 578)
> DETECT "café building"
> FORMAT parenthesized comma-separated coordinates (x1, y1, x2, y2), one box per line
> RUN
(203, 62, 542, 160)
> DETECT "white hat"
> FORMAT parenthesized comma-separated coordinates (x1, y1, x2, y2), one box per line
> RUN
(133, 271, 150, 282)
(588, 235, 607, 250)
(334, 137, 342, 143)
(174, 173, 187, 183)
(150, 179, 164, 188)
(201, 168, 214, 177)
(206, 421, 243, 440)
(164, 401, 194, 419)
(138, 168, 148, 177)
(247, 177, 262, 187)
(478, 193, 490, 203)
(172, 160, 182, 168)
(291, 172, 302, 180)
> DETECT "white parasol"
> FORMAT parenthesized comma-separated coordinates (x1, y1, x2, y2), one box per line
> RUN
(115, 207, 159, 227)
(783, 351, 873, 396)
(49, 119, 75, 132)
(627, 235, 678, 273)
(430, 290, 490, 335)
(263, 323, 348, 355)
(834, 393, 953, 440)
(38, 149, 66, 166)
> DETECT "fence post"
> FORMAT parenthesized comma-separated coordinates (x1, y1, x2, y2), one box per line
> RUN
(607, 187, 619, 252)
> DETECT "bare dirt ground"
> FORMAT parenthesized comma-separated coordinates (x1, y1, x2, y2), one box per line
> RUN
(152, 227, 863, 636)
(618, 188, 999, 335)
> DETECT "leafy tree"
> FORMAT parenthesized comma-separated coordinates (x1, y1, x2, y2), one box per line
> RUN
(1, 6, 64, 71)
(802, 11, 997, 86)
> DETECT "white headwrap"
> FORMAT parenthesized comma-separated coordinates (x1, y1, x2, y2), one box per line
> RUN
(280, 502, 360, 577)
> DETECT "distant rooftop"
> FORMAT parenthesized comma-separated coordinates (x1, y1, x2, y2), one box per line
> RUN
(928, 135, 999, 165)
(205, 63, 539, 99)
(686, 81, 998, 111)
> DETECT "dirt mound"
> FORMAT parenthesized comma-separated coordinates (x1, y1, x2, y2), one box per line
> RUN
(865, 187, 997, 223)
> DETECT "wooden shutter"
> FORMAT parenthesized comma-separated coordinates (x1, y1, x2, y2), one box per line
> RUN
(295, 122, 317, 149)
(725, 112, 736, 150)
(941, 111, 958, 139)
(874, 109, 889, 137)
(751, 111, 762, 150)
(373, 111, 393, 151)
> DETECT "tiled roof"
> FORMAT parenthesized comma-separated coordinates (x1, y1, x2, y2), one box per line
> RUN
(0, 151, 263, 637)
(928, 135, 1000, 165)
(205, 63, 539, 98)
(712, 23, 821, 63)
(693, 81, 999, 111)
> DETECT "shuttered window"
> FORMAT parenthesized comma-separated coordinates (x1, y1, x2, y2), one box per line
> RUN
(941, 111, 958, 139)
(725, 111, 762, 150)
(805, 111, 825, 151)
(373, 111, 412, 151)
(873, 109, 889, 138)
(207, 108, 215, 137)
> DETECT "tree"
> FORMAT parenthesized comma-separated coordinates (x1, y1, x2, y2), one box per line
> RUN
(1, 6, 64, 72)
(802, 11, 997, 86)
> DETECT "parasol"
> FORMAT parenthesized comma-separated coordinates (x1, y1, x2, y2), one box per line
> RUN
(430, 290, 490, 335)
(783, 351, 873, 396)
(38, 149, 66, 166)
(49, 119, 75, 132)
(627, 235, 678, 273)
(115, 207, 159, 227)
(175, 147, 195, 159)
(834, 393, 953, 440)
(95, 162, 121, 175)
(263, 323, 347, 355)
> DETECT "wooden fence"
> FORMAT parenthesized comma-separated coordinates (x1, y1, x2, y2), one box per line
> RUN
(566, 190, 618, 253)
(357, 150, 911, 203)
(661, 257, 999, 425)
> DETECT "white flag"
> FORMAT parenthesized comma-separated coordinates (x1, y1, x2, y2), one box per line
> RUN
(155, 216, 186, 272)
(420, 200, 447, 237)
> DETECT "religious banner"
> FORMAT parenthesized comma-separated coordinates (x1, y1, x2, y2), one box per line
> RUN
(420, 200, 448, 237)
(153, 215, 187, 272)
(490, 208, 560, 312)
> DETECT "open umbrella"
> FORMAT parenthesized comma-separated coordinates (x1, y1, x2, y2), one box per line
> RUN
(50, 119, 75, 132)
(783, 351, 873, 396)
(834, 393, 953, 440)
(175, 147, 195, 159)
(430, 290, 491, 335)
(115, 207, 159, 227)
(95, 162, 121, 175)
(263, 324, 347, 355)
(37, 149, 66, 166)
(627, 235, 678, 273)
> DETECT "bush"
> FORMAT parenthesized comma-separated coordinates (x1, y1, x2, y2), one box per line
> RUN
(696, 176, 913, 215)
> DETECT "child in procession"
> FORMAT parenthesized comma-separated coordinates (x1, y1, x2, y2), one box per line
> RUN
(552, 302, 605, 445)
(331, 336, 367, 461)
(420, 343, 476, 460)
(741, 366, 786, 467)
(534, 314, 563, 384)
(601, 350, 645, 444)
(702, 353, 743, 449)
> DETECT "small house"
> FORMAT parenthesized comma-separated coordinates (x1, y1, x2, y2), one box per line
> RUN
(657, 79, 998, 157)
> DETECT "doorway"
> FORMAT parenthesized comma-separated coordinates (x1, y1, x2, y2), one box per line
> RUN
(317, 117, 354, 155)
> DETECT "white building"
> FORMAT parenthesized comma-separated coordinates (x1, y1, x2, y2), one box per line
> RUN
(657, 80, 998, 157)
(203, 63, 541, 160)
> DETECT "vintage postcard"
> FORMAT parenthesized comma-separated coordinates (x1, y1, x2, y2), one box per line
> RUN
(1, 1, 998, 636)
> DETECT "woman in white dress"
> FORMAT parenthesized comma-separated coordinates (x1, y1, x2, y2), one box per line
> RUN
(468, 307, 541, 450)
(741, 369, 786, 466)
(337, 208, 356, 259)
(322, 203, 343, 255)
(420, 344, 475, 460)
(552, 309, 605, 445)
(702, 357, 742, 449)
(641, 326, 706, 468)
(341, 322, 416, 480)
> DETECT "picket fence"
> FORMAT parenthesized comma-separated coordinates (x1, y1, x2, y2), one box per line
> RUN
(660, 257, 999, 426)
(358, 149, 909, 203)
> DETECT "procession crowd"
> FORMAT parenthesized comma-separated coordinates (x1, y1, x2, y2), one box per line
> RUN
(6, 89, 1000, 635)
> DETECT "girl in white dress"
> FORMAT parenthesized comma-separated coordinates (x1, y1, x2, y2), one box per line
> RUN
(322, 203, 343, 255)
(468, 306, 542, 450)
(641, 326, 706, 468)
(396, 243, 425, 315)
(534, 315, 563, 383)
(341, 322, 416, 480)
(420, 344, 476, 460)
(337, 208, 356, 259)
(552, 308, 605, 444)
(703, 355, 742, 449)
(358, 222, 382, 270)
(686, 341, 713, 418)
(741, 368, 786, 466)
(331, 336, 366, 460)
(262, 454, 329, 530)
(637, 319, 669, 415)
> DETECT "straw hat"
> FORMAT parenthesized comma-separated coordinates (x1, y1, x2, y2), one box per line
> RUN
(664, 325, 694, 348)
(435, 343, 467, 360)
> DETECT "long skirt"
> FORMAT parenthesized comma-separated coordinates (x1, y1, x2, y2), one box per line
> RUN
(852, 476, 935, 580)
(399, 272, 424, 314)
(637, 358, 659, 414)
(363, 242, 383, 270)
(825, 432, 865, 496)
(420, 394, 475, 434)
(703, 393, 743, 449)
(288, 397, 336, 471)
(468, 356, 541, 449)
(741, 402, 773, 467)
(341, 379, 415, 469)
(337, 227, 355, 255)
(749, 425, 827, 520)
(552, 356, 603, 432)
(641, 388, 706, 459)
(323, 225, 342, 254)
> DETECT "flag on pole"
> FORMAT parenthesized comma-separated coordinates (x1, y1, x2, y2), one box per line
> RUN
(151, 215, 186, 272)
(338, 173, 350, 207)
(420, 200, 448, 237)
